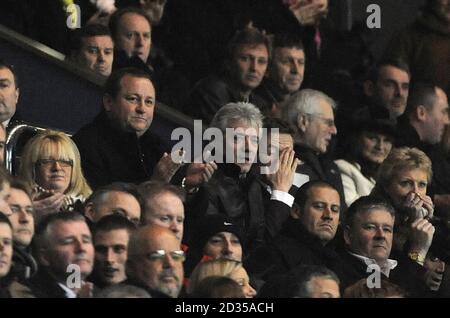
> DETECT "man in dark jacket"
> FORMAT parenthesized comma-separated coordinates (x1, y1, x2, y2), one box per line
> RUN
(245, 180, 342, 284)
(282, 88, 346, 210)
(336, 195, 429, 297)
(73, 67, 215, 190)
(189, 102, 298, 254)
(183, 26, 269, 124)
(395, 83, 450, 211)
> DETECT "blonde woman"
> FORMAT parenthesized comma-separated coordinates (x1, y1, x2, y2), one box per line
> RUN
(19, 130, 92, 220)
(187, 259, 256, 298)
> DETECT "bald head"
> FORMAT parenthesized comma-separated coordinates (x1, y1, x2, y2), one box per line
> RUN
(127, 225, 184, 297)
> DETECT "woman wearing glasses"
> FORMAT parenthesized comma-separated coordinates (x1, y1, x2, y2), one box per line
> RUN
(19, 130, 92, 221)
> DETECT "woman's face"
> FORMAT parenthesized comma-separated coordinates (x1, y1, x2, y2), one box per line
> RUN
(34, 144, 73, 193)
(385, 168, 428, 207)
(359, 132, 393, 164)
(228, 266, 257, 298)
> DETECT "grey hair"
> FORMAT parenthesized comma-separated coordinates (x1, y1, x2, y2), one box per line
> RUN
(210, 102, 264, 132)
(95, 284, 152, 298)
(282, 89, 337, 128)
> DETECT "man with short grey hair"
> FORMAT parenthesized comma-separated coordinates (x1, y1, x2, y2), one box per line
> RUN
(187, 102, 297, 253)
(282, 89, 346, 209)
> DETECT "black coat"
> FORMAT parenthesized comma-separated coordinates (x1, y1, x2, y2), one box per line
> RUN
(294, 144, 347, 211)
(334, 248, 429, 297)
(25, 269, 68, 298)
(245, 217, 343, 283)
(183, 74, 266, 124)
(72, 111, 167, 189)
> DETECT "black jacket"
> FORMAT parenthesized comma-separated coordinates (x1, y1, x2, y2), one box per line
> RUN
(72, 111, 167, 189)
(294, 144, 347, 211)
(183, 74, 266, 124)
(245, 217, 343, 283)
(335, 247, 429, 297)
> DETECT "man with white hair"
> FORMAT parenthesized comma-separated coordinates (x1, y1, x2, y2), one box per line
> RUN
(282, 88, 346, 209)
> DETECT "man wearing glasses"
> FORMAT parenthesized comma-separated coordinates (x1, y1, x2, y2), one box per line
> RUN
(126, 224, 184, 298)
(282, 88, 346, 210)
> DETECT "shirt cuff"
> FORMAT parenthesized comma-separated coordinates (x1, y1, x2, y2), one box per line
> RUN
(271, 190, 294, 207)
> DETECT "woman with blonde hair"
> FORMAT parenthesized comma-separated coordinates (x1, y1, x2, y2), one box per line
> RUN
(187, 259, 256, 298)
(371, 147, 436, 270)
(19, 130, 92, 220)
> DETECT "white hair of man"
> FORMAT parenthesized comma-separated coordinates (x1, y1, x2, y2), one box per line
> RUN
(282, 89, 337, 129)
(210, 102, 264, 132)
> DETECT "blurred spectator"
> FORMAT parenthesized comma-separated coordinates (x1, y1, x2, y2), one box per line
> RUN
(126, 225, 184, 298)
(255, 33, 305, 118)
(0, 60, 22, 131)
(384, 0, 450, 97)
(335, 118, 395, 206)
(20, 130, 92, 222)
(183, 26, 269, 124)
(343, 278, 406, 298)
(90, 214, 136, 287)
(67, 24, 114, 77)
(95, 283, 151, 298)
(84, 182, 142, 225)
(258, 264, 340, 298)
(187, 259, 256, 298)
(190, 276, 245, 298)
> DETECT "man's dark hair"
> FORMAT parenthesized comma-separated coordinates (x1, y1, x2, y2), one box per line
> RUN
(104, 67, 153, 98)
(263, 117, 296, 136)
(259, 265, 340, 298)
(0, 59, 19, 88)
(86, 182, 144, 209)
(69, 24, 112, 53)
(138, 181, 185, 224)
(94, 214, 137, 236)
(109, 7, 152, 41)
(272, 33, 304, 51)
(0, 166, 11, 194)
(227, 27, 270, 61)
(0, 212, 12, 229)
(405, 82, 440, 116)
(368, 58, 410, 83)
(35, 211, 88, 247)
(9, 177, 32, 198)
(344, 195, 395, 228)
(294, 180, 338, 212)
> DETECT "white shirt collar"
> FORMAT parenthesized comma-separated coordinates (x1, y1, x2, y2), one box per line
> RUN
(57, 282, 77, 298)
(349, 252, 398, 277)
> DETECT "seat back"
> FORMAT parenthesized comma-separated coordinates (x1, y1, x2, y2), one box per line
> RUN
(5, 124, 46, 175)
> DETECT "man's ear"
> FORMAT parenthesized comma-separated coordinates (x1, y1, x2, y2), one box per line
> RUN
(103, 94, 113, 112)
(363, 80, 374, 97)
(84, 202, 95, 222)
(290, 203, 302, 219)
(296, 113, 308, 133)
(38, 248, 51, 267)
(416, 105, 427, 121)
(15, 87, 20, 104)
(343, 225, 351, 246)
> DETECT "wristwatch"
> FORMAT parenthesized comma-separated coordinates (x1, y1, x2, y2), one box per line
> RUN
(408, 252, 425, 266)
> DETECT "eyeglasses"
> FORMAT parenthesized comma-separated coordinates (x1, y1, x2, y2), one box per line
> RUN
(144, 250, 186, 262)
(9, 204, 34, 215)
(303, 113, 335, 128)
(35, 159, 73, 168)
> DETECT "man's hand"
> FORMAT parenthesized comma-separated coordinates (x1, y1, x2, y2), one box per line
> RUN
(286, 0, 329, 26)
(184, 161, 218, 190)
(151, 152, 184, 183)
(409, 218, 435, 259)
(76, 281, 94, 298)
(266, 148, 300, 193)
